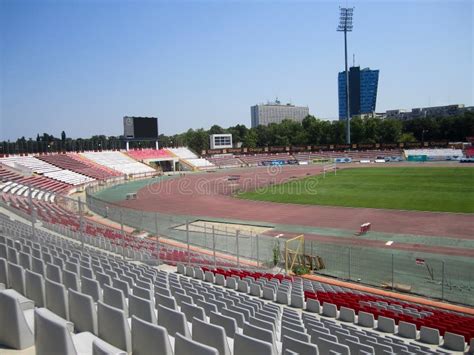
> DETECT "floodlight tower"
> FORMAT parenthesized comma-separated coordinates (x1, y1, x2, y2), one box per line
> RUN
(337, 7, 354, 145)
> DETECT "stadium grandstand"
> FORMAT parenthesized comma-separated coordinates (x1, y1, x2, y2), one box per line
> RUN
(0, 143, 473, 354)
(404, 148, 464, 161)
(237, 153, 295, 167)
(465, 147, 474, 158)
(80, 151, 156, 175)
(207, 155, 244, 168)
(126, 148, 172, 161)
(37, 153, 121, 180)
(168, 147, 215, 170)
(1, 217, 473, 354)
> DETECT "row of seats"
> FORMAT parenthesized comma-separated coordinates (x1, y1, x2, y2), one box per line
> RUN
(237, 153, 294, 166)
(404, 149, 464, 159)
(0, 233, 311, 355)
(1, 201, 236, 269)
(167, 147, 198, 160)
(126, 149, 172, 161)
(464, 147, 474, 158)
(1, 183, 58, 204)
(0, 177, 68, 194)
(184, 158, 215, 170)
(38, 153, 121, 180)
(43, 169, 95, 186)
(202, 266, 474, 346)
(4, 195, 240, 270)
(80, 151, 156, 175)
(304, 289, 474, 342)
(0, 218, 310, 355)
(0, 156, 60, 174)
(2, 209, 474, 354)
(205, 267, 294, 283)
(291, 150, 404, 163)
(195, 265, 309, 310)
(1, 156, 95, 187)
(206, 155, 244, 168)
(1, 164, 71, 200)
(181, 264, 474, 354)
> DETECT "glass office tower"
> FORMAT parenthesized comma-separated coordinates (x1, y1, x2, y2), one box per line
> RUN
(338, 66, 379, 119)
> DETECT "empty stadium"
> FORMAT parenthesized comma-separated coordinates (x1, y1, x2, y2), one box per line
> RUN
(0, 142, 473, 355)
(2, 1, 474, 353)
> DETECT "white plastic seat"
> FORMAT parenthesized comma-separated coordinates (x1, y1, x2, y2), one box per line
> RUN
(128, 293, 157, 324)
(210, 311, 239, 339)
(8, 262, 26, 295)
(157, 304, 191, 338)
(233, 332, 273, 355)
(25, 269, 46, 307)
(175, 332, 218, 355)
(35, 307, 101, 355)
(192, 317, 231, 355)
(0, 290, 34, 350)
(282, 335, 318, 355)
(45, 278, 69, 320)
(131, 316, 173, 355)
(92, 338, 127, 355)
(68, 289, 98, 335)
(97, 301, 131, 352)
(103, 284, 128, 317)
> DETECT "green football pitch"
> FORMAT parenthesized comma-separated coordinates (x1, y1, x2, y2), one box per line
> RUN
(238, 167, 474, 213)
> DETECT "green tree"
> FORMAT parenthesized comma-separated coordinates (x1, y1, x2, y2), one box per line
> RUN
(279, 119, 307, 145)
(377, 119, 402, 143)
(364, 117, 379, 143)
(227, 124, 248, 144)
(350, 117, 365, 143)
(158, 134, 171, 147)
(186, 128, 209, 153)
(319, 120, 334, 144)
(255, 125, 271, 147)
(208, 125, 225, 135)
(330, 121, 346, 144)
(242, 129, 258, 148)
(399, 132, 417, 143)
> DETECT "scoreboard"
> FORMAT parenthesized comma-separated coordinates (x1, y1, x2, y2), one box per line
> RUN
(123, 116, 158, 139)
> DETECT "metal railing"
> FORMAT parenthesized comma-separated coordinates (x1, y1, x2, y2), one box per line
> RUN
(85, 191, 283, 269)
(84, 176, 474, 306)
(305, 240, 474, 306)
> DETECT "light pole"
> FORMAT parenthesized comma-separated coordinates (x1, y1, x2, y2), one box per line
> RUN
(338, 7, 354, 145)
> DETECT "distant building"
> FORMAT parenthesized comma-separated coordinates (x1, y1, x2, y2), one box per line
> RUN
(384, 109, 411, 120)
(338, 66, 379, 120)
(353, 112, 385, 119)
(210, 134, 232, 149)
(383, 104, 471, 120)
(251, 100, 309, 128)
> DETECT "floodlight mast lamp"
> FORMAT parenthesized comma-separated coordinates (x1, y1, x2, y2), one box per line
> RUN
(338, 7, 354, 145)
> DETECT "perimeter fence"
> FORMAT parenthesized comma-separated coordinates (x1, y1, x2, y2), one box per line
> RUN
(84, 176, 474, 307)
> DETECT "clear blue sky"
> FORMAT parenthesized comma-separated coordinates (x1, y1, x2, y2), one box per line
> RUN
(1, 0, 472, 140)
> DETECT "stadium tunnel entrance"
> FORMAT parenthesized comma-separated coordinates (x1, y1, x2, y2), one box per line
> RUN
(141, 157, 178, 172)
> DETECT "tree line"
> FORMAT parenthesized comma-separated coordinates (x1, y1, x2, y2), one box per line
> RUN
(1, 112, 472, 155)
(156, 112, 474, 153)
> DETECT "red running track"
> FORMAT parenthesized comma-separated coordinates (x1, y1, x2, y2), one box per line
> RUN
(117, 166, 474, 255)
